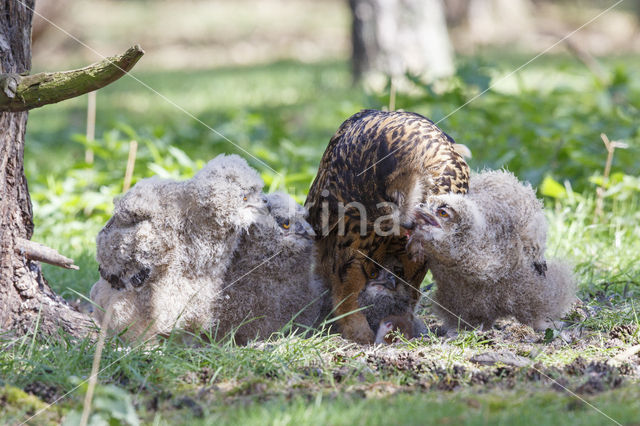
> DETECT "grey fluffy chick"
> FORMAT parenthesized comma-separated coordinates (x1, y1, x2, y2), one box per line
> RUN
(213, 192, 329, 344)
(357, 256, 427, 341)
(407, 170, 576, 332)
(90, 154, 268, 340)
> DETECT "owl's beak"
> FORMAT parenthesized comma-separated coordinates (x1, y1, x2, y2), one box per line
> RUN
(247, 194, 270, 214)
(370, 273, 396, 290)
(99, 265, 124, 290)
(262, 194, 271, 212)
(295, 220, 316, 239)
(401, 219, 415, 230)
(383, 274, 397, 290)
(414, 209, 440, 228)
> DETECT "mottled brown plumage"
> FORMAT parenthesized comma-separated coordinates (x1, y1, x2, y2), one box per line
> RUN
(305, 110, 470, 343)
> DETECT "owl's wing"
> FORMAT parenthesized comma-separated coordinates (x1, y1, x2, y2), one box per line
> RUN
(305, 110, 376, 236)
(305, 109, 470, 236)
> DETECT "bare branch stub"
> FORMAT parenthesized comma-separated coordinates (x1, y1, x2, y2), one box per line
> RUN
(594, 133, 627, 221)
(0, 45, 144, 112)
(15, 237, 79, 270)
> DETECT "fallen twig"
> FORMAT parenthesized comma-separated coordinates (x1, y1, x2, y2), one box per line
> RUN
(80, 305, 113, 426)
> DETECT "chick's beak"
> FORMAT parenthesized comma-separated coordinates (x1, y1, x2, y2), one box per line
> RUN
(295, 221, 316, 240)
(401, 219, 415, 230)
(383, 274, 397, 290)
(370, 272, 396, 290)
(415, 208, 440, 228)
(262, 194, 271, 212)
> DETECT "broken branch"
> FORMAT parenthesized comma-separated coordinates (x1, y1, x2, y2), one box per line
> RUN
(15, 237, 79, 270)
(608, 344, 640, 366)
(561, 35, 607, 83)
(122, 140, 138, 193)
(0, 45, 144, 112)
(594, 133, 628, 220)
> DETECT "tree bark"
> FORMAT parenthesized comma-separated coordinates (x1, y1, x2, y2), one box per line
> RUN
(349, 0, 454, 82)
(0, 0, 94, 338)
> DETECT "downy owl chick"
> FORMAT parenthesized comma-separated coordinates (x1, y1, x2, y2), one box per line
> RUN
(90, 154, 268, 340)
(407, 170, 576, 333)
(213, 192, 328, 344)
(357, 256, 427, 341)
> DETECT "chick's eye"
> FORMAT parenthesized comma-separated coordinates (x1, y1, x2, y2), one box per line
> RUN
(437, 209, 449, 218)
(281, 220, 290, 229)
(369, 270, 378, 279)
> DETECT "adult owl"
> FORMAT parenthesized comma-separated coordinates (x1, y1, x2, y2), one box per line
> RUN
(305, 109, 470, 343)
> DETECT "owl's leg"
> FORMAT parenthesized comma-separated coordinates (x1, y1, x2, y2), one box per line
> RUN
(331, 263, 375, 344)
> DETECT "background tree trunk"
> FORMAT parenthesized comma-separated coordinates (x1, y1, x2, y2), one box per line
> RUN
(0, 0, 93, 337)
(349, 0, 455, 82)
(467, 0, 534, 46)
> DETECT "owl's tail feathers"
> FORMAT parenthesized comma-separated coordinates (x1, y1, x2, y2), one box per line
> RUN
(452, 143, 472, 159)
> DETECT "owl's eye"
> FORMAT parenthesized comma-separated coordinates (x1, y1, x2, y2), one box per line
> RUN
(243, 195, 248, 201)
(369, 270, 378, 279)
(281, 220, 290, 229)
(437, 208, 449, 218)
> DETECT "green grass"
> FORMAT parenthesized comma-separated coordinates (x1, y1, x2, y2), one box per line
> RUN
(194, 388, 640, 425)
(5, 54, 640, 424)
(2, 323, 639, 425)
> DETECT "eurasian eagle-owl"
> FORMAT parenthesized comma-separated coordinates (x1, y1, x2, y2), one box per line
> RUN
(305, 109, 470, 343)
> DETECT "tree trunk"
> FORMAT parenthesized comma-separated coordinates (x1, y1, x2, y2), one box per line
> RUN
(349, 0, 454, 82)
(0, 0, 93, 337)
(467, 0, 534, 46)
